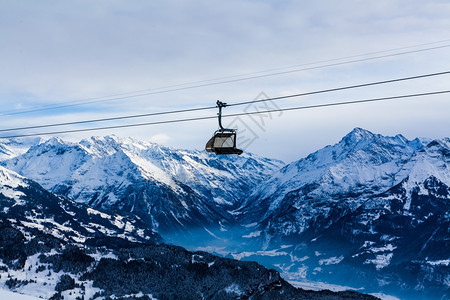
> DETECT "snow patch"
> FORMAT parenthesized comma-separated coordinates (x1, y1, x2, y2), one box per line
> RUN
(242, 231, 261, 238)
(369, 293, 401, 300)
(191, 254, 203, 264)
(87, 208, 110, 219)
(224, 283, 243, 296)
(231, 249, 288, 260)
(243, 222, 258, 228)
(319, 256, 344, 266)
(213, 197, 232, 205)
(288, 280, 365, 293)
(370, 244, 396, 253)
(364, 253, 393, 269)
(426, 259, 450, 266)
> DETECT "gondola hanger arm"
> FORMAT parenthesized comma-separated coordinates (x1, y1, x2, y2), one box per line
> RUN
(216, 100, 227, 130)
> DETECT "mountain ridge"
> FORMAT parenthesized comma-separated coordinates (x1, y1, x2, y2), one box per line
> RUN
(2, 135, 283, 236)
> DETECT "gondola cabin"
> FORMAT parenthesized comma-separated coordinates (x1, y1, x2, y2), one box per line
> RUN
(205, 129, 243, 155)
(205, 100, 243, 155)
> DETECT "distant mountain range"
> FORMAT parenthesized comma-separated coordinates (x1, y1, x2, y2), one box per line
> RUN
(0, 128, 448, 299)
(2, 136, 283, 236)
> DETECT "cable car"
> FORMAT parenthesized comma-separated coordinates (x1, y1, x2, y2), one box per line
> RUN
(205, 101, 243, 155)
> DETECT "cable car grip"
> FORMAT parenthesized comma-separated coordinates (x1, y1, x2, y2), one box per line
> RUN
(216, 100, 227, 130)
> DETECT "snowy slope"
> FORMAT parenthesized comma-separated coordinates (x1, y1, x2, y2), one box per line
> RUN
(0, 166, 161, 245)
(0, 165, 29, 201)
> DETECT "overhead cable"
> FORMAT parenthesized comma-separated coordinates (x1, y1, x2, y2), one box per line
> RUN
(1, 70, 450, 133)
(0, 106, 216, 133)
(228, 70, 450, 107)
(1, 90, 449, 139)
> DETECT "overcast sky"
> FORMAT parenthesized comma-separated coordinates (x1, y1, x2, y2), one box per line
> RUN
(1, 0, 449, 162)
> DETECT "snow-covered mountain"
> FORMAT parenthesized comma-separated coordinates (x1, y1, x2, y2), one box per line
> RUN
(1, 129, 448, 298)
(237, 128, 448, 235)
(0, 166, 376, 299)
(235, 128, 449, 299)
(1, 135, 283, 235)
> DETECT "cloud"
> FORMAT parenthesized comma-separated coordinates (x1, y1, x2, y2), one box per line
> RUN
(1, 0, 450, 160)
(149, 133, 171, 145)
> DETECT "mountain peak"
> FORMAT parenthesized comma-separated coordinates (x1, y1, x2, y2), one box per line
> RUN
(339, 128, 413, 153)
(342, 127, 375, 144)
(45, 136, 66, 146)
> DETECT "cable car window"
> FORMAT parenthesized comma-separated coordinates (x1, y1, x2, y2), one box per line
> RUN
(214, 135, 234, 148)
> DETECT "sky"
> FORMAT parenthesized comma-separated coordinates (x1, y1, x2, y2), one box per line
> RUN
(1, 0, 449, 162)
